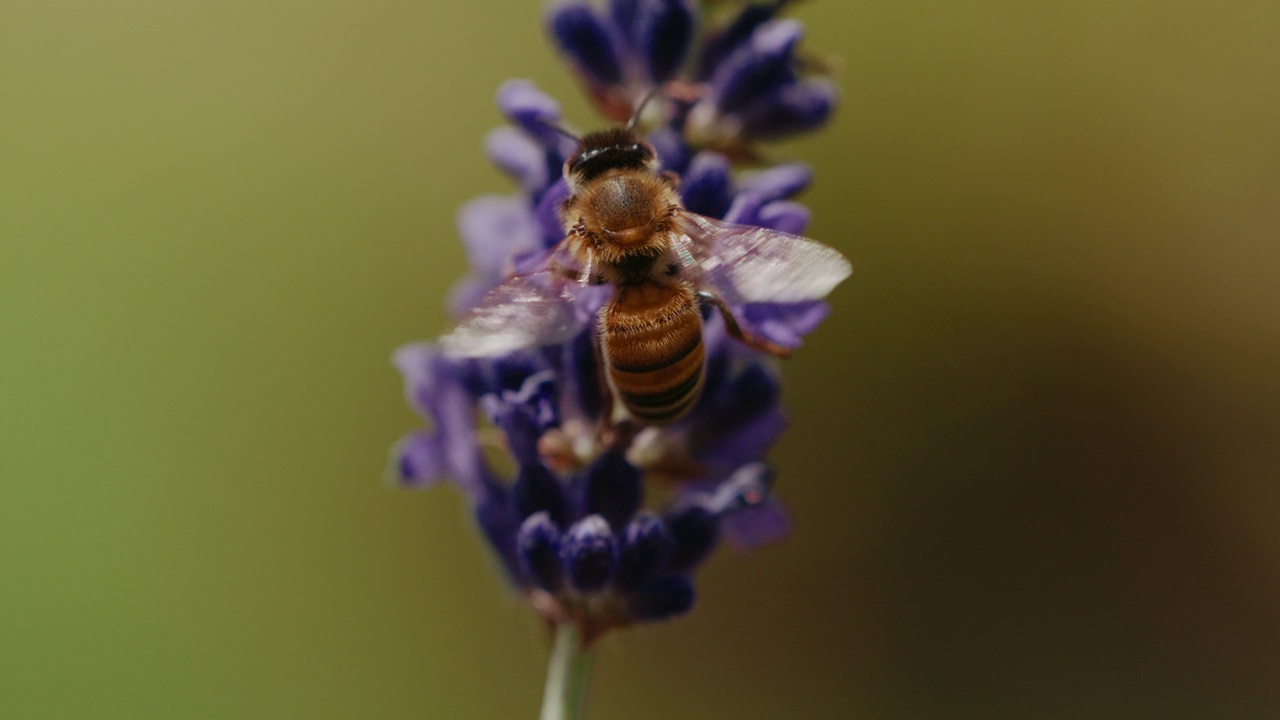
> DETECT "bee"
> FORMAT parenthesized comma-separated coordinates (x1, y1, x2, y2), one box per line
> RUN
(442, 121, 851, 425)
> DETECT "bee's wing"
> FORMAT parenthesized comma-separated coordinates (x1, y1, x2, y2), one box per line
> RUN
(441, 271, 590, 358)
(672, 213, 852, 305)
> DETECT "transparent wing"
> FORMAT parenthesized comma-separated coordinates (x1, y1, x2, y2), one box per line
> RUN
(671, 213, 852, 305)
(441, 271, 588, 358)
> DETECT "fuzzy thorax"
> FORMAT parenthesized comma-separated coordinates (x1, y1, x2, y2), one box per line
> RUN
(563, 169, 680, 269)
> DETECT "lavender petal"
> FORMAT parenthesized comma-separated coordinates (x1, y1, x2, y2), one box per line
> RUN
(635, 0, 695, 82)
(517, 512, 564, 591)
(680, 151, 733, 219)
(755, 199, 811, 235)
(710, 19, 803, 115)
(740, 77, 837, 140)
(721, 500, 791, 550)
(456, 194, 541, 283)
(561, 515, 619, 592)
(696, 1, 783, 80)
(548, 2, 625, 86)
(484, 126, 551, 195)
(628, 575, 695, 620)
(737, 162, 813, 201)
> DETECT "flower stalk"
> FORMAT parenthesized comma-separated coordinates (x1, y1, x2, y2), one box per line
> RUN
(540, 623, 595, 720)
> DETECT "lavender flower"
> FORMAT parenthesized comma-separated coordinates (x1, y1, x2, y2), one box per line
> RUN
(392, 0, 841, 651)
(548, 0, 837, 152)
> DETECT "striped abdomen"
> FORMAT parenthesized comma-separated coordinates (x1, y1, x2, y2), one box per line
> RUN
(600, 282, 705, 425)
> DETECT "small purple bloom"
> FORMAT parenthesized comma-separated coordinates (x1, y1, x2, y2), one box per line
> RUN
(513, 462, 571, 529)
(562, 515, 618, 592)
(549, 3, 625, 86)
(740, 77, 839, 140)
(616, 513, 674, 591)
(518, 512, 564, 591)
(628, 574, 695, 620)
(626, 0, 696, 83)
(680, 151, 734, 218)
(547, 1, 835, 145)
(738, 162, 813, 201)
(696, 1, 786, 80)
(391, 344, 484, 495)
(579, 450, 642, 530)
(485, 126, 553, 196)
(664, 504, 719, 572)
(709, 18, 803, 115)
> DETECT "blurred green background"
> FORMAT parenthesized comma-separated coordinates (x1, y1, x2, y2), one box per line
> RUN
(3, 1, 1278, 718)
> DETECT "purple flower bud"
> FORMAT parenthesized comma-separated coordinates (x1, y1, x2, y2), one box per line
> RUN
(561, 515, 618, 592)
(646, 125, 690, 174)
(743, 300, 829, 349)
(633, 0, 695, 82)
(721, 500, 791, 550)
(716, 363, 780, 423)
(531, 179, 572, 260)
(491, 354, 548, 394)
(665, 504, 719, 571)
(513, 462, 569, 527)
(392, 431, 442, 487)
(740, 77, 837, 140)
(456, 194, 541, 286)
(548, 3, 625, 86)
(517, 512, 564, 591)
(496, 80, 566, 141)
(616, 513, 674, 591)
(475, 485, 521, 582)
(721, 193, 809, 235)
(484, 126, 551, 195)
(706, 462, 774, 515)
(482, 371, 558, 467)
(566, 330, 604, 421)
(680, 151, 733, 218)
(754, 200, 811, 235)
(696, 1, 784, 80)
(392, 345, 485, 496)
(629, 575, 695, 620)
(738, 162, 813, 201)
(580, 449, 643, 530)
(608, 0, 641, 41)
(710, 19, 803, 114)
(695, 401, 786, 471)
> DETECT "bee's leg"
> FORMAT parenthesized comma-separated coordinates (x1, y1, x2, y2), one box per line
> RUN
(696, 291, 794, 359)
(592, 329, 614, 427)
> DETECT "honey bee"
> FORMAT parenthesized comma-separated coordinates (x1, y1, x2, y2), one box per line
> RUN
(442, 123, 851, 425)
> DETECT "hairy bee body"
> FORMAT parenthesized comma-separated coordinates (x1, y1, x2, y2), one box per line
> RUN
(442, 124, 852, 428)
(558, 148, 705, 424)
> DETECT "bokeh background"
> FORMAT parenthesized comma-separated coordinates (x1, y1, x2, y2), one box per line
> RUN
(3, 1, 1278, 718)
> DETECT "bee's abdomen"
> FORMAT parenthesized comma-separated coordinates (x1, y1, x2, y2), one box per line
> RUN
(602, 283, 705, 425)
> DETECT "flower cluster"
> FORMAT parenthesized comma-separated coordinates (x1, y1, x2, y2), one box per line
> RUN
(392, 0, 838, 642)
(549, 0, 836, 149)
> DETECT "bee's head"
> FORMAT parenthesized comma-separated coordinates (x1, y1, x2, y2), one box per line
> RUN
(564, 129, 658, 187)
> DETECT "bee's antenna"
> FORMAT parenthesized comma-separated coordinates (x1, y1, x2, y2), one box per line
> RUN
(537, 119, 581, 143)
(626, 89, 661, 132)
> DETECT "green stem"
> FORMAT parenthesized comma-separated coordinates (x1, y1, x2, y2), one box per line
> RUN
(540, 623, 594, 720)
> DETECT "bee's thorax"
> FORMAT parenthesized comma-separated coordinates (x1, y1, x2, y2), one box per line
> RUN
(563, 169, 682, 269)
